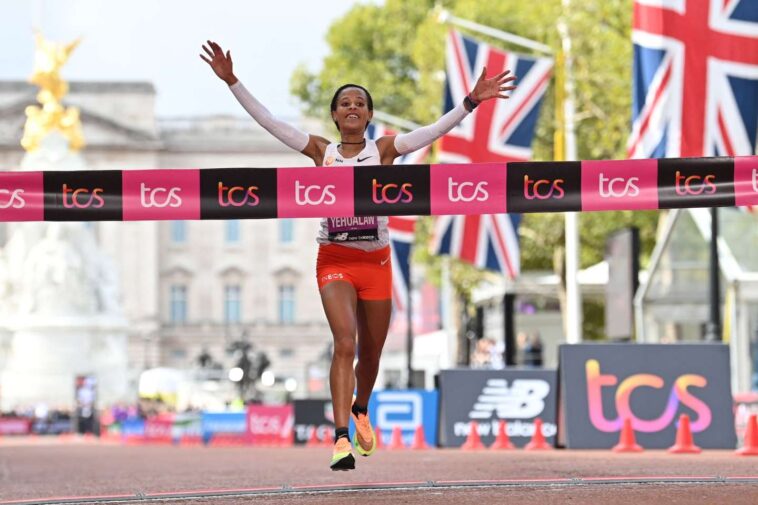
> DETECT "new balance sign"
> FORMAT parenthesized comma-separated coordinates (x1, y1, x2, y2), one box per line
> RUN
(469, 378, 550, 420)
(439, 369, 558, 448)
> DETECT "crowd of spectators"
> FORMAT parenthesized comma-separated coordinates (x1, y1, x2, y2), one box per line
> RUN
(470, 332, 544, 368)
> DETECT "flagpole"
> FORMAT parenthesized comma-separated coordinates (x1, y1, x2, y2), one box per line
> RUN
(558, 0, 583, 344)
(436, 8, 553, 55)
(373, 111, 423, 131)
(437, 7, 582, 343)
(441, 256, 456, 368)
(375, 106, 422, 387)
(406, 259, 414, 389)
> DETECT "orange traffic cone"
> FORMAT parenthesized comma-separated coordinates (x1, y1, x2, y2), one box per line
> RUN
(525, 418, 553, 450)
(410, 425, 430, 450)
(490, 420, 515, 450)
(461, 422, 484, 450)
(613, 418, 643, 453)
(668, 414, 701, 454)
(736, 414, 758, 456)
(389, 426, 405, 450)
(321, 427, 333, 447)
(306, 427, 321, 447)
(375, 426, 384, 450)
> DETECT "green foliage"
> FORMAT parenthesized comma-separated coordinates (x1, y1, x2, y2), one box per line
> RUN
(583, 297, 606, 341)
(290, 0, 658, 302)
(290, 0, 440, 129)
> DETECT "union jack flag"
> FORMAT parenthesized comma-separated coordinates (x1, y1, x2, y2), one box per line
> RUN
(431, 213, 521, 278)
(432, 30, 552, 277)
(628, 0, 758, 161)
(366, 121, 430, 310)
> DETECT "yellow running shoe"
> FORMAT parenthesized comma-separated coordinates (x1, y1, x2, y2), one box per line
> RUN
(351, 405, 377, 456)
(330, 437, 355, 471)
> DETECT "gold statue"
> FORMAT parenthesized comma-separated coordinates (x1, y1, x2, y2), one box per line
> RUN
(21, 32, 85, 152)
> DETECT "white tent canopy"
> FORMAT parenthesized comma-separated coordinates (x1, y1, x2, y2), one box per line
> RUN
(635, 208, 758, 393)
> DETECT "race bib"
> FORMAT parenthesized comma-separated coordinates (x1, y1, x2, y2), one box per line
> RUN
(327, 216, 379, 242)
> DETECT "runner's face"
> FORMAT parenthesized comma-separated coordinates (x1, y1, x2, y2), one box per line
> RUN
(332, 88, 372, 133)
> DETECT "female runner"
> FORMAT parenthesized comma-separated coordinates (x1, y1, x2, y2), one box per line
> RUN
(201, 40, 515, 470)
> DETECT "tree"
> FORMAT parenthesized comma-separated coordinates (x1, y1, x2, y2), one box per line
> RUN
(291, 0, 660, 341)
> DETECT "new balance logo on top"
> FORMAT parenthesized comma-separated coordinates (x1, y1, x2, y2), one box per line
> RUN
(468, 379, 550, 420)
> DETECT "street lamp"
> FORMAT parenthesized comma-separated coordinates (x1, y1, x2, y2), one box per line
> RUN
(228, 367, 243, 382)
(284, 377, 297, 393)
(260, 370, 275, 388)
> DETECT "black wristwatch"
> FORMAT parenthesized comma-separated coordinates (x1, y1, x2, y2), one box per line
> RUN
(463, 94, 480, 112)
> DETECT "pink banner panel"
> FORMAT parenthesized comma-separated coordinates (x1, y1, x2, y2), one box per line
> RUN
(0, 171, 44, 221)
(122, 169, 200, 221)
(734, 156, 758, 207)
(0, 417, 32, 435)
(581, 159, 659, 211)
(246, 404, 294, 446)
(144, 416, 174, 440)
(276, 166, 354, 218)
(430, 163, 507, 215)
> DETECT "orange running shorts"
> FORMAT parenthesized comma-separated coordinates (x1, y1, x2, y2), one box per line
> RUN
(316, 244, 392, 300)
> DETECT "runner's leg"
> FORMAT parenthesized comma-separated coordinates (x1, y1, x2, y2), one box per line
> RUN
(320, 281, 359, 430)
(355, 298, 392, 407)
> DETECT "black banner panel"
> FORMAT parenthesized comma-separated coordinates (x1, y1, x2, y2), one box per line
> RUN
(506, 161, 582, 213)
(657, 157, 735, 209)
(353, 164, 431, 216)
(200, 168, 278, 219)
(559, 344, 736, 449)
(293, 399, 334, 445)
(439, 369, 558, 448)
(43, 170, 123, 221)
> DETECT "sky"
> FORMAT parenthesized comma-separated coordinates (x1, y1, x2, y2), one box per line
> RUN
(0, 0, 361, 119)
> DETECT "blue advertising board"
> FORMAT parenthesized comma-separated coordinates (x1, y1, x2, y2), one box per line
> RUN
(120, 418, 145, 437)
(200, 411, 247, 440)
(351, 389, 438, 447)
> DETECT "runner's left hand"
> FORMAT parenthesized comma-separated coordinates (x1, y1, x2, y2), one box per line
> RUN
(470, 67, 517, 102)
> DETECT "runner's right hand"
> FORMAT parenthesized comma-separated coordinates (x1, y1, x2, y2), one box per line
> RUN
(200, 40, 237, 86)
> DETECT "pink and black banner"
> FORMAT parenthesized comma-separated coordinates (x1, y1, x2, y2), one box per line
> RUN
(1, 156, 756, 221)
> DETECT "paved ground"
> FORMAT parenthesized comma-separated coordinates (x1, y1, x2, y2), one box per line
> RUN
(0, 437, 757, 504)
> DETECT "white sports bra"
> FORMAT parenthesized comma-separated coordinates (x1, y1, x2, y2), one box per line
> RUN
(317, 139, 389, 251)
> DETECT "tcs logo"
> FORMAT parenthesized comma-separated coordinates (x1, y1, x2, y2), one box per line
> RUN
(295, 180, 336, 206)
(372, 178, 413, 204)
(523, 175, 564, 200)
(598, 173, 640, 198)
(674, 170, 716, 196)
(248, 413, 294, 437)
(62, 183, 104, 209)
(217, 181, 259, 207)
(586, 359, 711, 433)
(448, 178, 488, 203)
(0, 189, 25, 209)
(140, 183, 182, 208)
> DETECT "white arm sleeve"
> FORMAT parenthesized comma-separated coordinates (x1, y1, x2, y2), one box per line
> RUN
(229, 81, 310, 152)
(393, 102, 470, 155)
